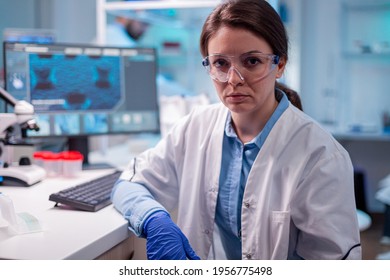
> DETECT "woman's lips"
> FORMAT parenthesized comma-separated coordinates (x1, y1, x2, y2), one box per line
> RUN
(226, 93, 249, 103)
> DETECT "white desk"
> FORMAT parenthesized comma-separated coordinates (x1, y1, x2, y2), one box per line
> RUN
(0, 135, 160, 260)
(0, 168, 131, 260)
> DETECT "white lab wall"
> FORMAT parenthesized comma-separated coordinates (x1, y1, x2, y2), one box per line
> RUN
(49, 0, 97, 44)
(0, 0, 97, 74)
(0, 0, 36, 37)
(0, 0, 38, 70)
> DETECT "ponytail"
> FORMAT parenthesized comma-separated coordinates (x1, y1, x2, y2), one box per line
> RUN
(276, 82, 303, 111)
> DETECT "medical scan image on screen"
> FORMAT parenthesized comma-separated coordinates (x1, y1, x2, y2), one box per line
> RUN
(3, 42, 160, 138)
(29, 53, 122, 112)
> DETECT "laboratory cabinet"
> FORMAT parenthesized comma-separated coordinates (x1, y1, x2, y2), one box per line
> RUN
(338, 0, 390, 138)
(300, 0, 390, 139)
(299, 0, 390, 213)
(338, 0, 390, 213)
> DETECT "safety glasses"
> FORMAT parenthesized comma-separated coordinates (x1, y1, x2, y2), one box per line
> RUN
(202, 52, 280, 83)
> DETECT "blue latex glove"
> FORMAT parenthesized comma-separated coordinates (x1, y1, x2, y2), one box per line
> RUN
(143, 211, 201, 260)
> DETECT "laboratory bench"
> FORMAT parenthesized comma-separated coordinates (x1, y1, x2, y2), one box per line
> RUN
(0, 135, 158, 260)
(0, 168, 134, 260)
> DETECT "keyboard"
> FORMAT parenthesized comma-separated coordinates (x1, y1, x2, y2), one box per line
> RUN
(49, 170, 122, 212)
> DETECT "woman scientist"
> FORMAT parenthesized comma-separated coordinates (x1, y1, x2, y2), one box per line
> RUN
(111, 0, 361, 260)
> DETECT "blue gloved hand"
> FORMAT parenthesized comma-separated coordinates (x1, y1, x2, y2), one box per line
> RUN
(143, 211, 201, 260)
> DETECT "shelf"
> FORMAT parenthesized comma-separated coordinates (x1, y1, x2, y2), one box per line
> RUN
(333, 132, 390, 141)
(343, 1, 390, 11)
(342, 52, 390, 59)
(322, 123, 390, 141)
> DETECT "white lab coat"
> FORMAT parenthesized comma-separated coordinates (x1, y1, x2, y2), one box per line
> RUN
(129, 102, 361, 260)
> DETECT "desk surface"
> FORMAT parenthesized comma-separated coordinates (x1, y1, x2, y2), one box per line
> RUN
(0, 135, 160, 260)
(0, 168, 130, 260)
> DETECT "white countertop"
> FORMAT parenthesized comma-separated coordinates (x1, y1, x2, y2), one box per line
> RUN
(0, 169, 130, 260)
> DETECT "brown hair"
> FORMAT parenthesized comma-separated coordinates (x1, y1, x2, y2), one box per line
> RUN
(200, 0, 302, 110)
(200, 0, 288, 60)
(276, 82, 303, 111)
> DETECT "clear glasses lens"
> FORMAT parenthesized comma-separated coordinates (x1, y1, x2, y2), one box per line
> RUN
(202, 53, 279, 83)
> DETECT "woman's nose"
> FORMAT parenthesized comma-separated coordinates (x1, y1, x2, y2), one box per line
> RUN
(227, 66, 245, 85)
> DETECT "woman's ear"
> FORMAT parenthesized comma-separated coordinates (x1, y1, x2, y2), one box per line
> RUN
(276, 57, 286, 79)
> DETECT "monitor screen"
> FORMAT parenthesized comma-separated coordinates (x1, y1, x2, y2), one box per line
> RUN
(3, 42, 160, 167)
(1, 29, 56, 112)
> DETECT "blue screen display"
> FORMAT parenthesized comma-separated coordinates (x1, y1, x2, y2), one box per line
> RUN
(3, 42, 160, 137)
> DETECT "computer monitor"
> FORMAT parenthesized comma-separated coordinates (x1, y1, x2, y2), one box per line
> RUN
(3, 41, 160, 168)
(1, 29, 56, 112)
(3, 28, 56, 44)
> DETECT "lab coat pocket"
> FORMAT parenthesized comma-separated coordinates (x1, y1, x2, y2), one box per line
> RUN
(270, 211, 290, 259)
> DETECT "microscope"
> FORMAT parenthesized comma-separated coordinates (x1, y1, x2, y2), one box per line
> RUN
(0, 86, 46, 186)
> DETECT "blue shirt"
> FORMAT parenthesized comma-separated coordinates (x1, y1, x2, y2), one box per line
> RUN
(216, 92, 289, 259)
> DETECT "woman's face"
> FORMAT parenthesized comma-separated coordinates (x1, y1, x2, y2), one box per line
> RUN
(207, 26, 285, 117)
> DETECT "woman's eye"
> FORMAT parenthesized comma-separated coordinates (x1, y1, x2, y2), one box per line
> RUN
(244, 57, 262, 67)
(213, 59, 229, 68)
